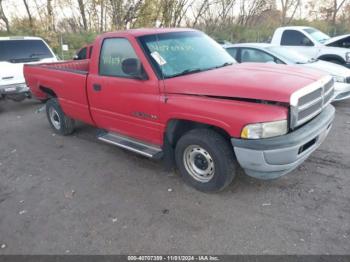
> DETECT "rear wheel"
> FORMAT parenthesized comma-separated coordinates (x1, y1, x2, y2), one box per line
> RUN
(46, 98, 75, 135)
(175, 128, 237, 192)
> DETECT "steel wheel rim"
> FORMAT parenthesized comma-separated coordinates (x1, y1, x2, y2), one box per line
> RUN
(183, 145, 215, 183)
(49, 107, 61, 130)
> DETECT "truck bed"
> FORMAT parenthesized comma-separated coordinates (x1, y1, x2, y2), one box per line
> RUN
(24, 59, 94, 125)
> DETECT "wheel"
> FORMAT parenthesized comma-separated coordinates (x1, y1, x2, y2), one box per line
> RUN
(175, 128, 237, 192)
(46, 98, 75, 135)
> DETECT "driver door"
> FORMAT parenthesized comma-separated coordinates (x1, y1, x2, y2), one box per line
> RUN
(87, 38, 162, 145)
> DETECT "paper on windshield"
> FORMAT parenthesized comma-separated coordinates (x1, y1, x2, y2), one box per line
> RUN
(151, 51, 167, 66)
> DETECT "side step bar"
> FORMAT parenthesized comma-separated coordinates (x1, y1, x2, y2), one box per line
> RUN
(97, 131, 163, 159)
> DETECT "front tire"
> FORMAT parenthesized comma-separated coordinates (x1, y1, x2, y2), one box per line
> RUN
(46, 98, 75, 135)
(175, 128, 237, 192)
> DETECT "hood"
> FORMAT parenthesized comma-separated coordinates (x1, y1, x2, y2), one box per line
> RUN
(324, 34, 350, 46)
(0, 57, 57, 86)
(164, 63, 327, 104)
(302, 60, 350, 78)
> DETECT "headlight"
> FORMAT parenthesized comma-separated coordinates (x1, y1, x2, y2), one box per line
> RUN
(333, 75, 346, 83)
(346, 52, 350, 63)
(241, 120, 288, 139)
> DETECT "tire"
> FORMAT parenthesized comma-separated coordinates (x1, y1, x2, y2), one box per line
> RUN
(46, 98, 75, 135)
(175, 128, 237, 192)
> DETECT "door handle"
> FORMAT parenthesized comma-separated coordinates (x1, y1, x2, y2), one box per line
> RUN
(93, 84, 102, 91)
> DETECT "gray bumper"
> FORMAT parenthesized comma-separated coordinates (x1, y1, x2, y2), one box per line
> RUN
(333, 82, 350, 101)
(0, 83, 30, 95)
(231, 105, 335, 180)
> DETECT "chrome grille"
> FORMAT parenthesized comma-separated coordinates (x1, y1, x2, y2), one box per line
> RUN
(290, 76, 334, 129)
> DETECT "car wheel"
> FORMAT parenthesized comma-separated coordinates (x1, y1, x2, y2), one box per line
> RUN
(46, 98, 75, 135)
(175, 128, 237, 192)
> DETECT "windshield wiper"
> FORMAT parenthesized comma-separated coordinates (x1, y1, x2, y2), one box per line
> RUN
(29, 53, 47, 58)
(7, 57, 40, 63)
(167, 68, 203, 78)
(215, 62, 234, 69)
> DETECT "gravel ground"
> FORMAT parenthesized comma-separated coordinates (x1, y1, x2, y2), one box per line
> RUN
(0, 99, 349, 255)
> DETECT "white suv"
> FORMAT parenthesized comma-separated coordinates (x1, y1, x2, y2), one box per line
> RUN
(0, 36, 57, 101)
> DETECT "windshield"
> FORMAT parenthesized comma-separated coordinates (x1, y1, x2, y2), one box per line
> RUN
(0, 39, 53, 63)
(304, 28, 330, 44)
(138, 31, 235, 78)
(267, 46, 312, 64)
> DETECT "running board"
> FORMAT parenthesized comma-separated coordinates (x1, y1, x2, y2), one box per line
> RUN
(97, 131, 163, 159)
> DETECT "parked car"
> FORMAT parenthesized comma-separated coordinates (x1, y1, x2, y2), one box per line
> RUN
(0, 36, 57, 102)
(271, 26, 350, 68)
(73, 44, 93, 60)
(223, 43, 350, 101)
(24, 28, 335, 192)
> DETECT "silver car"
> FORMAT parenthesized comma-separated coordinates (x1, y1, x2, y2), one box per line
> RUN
(223, 43, 350, 101)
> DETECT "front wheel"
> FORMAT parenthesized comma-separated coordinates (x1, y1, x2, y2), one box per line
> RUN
(46, 98, 75, 135)
(175, 129, 237, 192)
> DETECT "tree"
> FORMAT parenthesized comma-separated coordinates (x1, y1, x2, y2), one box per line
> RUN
(238, 0, 274, 26)
(47, 0, 55, 31)
(331, 0, 347, 25)
(77, 0, 88, 31)
(23, 0, 34, 30)
(280, 0, 301, 25)
(0, 0, 10, 33)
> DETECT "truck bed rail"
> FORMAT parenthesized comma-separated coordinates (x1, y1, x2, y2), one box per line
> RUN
(26, 60, 89, 75)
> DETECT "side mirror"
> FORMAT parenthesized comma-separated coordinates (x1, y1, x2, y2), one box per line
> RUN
(73, 55, 79, 60)
(121, 58, 147, 80)
(266, 60, 276, 64)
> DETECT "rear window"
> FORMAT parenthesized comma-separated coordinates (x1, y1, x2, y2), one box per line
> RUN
(0, 39, 53, 62)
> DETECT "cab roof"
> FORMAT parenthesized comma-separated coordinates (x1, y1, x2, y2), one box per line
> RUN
(276, 26, 313, 31)
(101, 28, 198, 38)
(0, 36, 45, 41)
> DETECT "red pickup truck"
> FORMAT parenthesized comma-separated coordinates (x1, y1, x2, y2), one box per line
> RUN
(24, 28, 335, 192)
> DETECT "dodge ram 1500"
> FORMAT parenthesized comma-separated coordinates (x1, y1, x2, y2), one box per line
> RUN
(24, 28, 335, 192)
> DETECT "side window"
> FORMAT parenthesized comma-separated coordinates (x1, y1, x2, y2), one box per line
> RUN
(77, 47, 87, 60)
(99, 38, 138, 77)
(226, 48, 238, 59)
(281, 30, 313, 46)
(240, 48, 275, 63)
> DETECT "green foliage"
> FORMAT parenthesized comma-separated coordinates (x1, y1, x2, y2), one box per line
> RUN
(1, 15, 349, 59)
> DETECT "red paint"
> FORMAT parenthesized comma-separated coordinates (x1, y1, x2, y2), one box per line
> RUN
(24, 28, 327, 146)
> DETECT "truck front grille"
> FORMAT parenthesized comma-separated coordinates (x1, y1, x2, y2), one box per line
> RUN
(290, 76, 334, 129)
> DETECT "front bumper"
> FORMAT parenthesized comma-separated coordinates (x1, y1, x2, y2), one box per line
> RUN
(231, 105, 335, 180)
(333, 82, 350, 101)
(0, 83, 30, 95)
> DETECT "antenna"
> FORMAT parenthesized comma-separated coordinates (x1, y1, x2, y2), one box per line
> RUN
(155, 33, 168, 103)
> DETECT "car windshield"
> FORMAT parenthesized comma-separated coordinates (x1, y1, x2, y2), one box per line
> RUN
(0, 39, 53, 62)
(138, 31, 235, 78)
(267, 46, 312, 64)
(304, 28, 330, 44)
